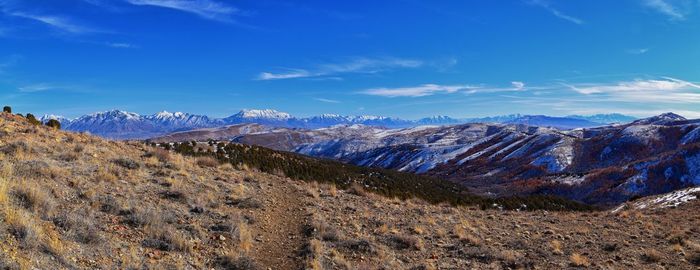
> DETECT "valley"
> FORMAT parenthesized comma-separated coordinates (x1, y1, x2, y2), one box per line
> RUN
(152, 112, 700, 207)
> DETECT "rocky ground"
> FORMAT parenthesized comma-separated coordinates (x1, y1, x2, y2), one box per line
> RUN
(304, 184, 700, 269)
(1, 112, 699, 269)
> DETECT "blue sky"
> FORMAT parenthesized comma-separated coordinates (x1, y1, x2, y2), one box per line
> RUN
(1, 0, 700, 119)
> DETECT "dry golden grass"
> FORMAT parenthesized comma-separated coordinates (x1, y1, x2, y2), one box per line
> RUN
(411, 225, 425, 235)
(551, 240, 563, 255)
(642, 249, 662, 263)
(328, 184, 338, 197)
(570, 253, 590, 267)
(238, 221, 253, 253)
(196, 156, 219, 168)
(454, 222, 480, 246)
(95, 166, 118, 182)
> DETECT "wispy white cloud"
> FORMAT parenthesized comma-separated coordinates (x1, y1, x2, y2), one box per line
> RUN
(124, 0, 238, 22)
(107, 42, 138, 49)
(16, 82, 90, 93)
(257, 57, 423, 81)
(314, 98, 341, 103)
(361, 81, 529, 98)
(18, 83, 63, 93)
(362, 84, 473, 97)
(644, 0, 685, 20)
(258, 69, 312, 80)
(626, 48, 650, 55)
(568, 77, 700, 95)
(9, 12, 95, 34)
(530, 0, 584, 25)
(511, 81, 526, 91)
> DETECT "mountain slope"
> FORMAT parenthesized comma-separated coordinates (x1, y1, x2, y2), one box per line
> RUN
(171, 113, 700, 207)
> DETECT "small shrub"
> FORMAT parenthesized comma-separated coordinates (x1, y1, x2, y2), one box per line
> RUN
(214, 255, 257, 270)
(3, 106, 11, 113)
(112, 158, 140, 169)
(411, 225, 425, 235)
(58, 152, 79, 162)
(569, 253, 589, 267)
(4, 208, 41, 249)
(98, 195, 121, 214)
(160, 190, 187, 203)
(237, 222, 253, 253)
(122, 206, 157, 227)
(388, 235, 422, 250)
(338, 239, 374, 254)
(551, 240, 563, 255)
(642, 249, 662, 263)
(12, 185, 54, 218)
(53, 213, 101, 245)
(196, 157, 219, 168)
(95, 167, 118, 182)
(142, 225, 190, 252)
(146, 148, 171, 163)
(348, 182, 365, 196)
(0, 141, 29, 155)
(328, 184, 338, 197)
(13, 161, 51, 179)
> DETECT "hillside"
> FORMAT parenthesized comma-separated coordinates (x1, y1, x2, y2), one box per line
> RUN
(1, 112, 700, 269)
(166, 113, 698, 207)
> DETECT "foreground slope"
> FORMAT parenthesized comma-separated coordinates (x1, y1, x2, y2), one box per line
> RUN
(2, 112, 700, 269)
(0, 113, 311, 269)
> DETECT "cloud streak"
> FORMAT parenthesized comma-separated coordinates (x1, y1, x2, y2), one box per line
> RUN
(362, 81, 530, 98)
(568, 77, 700, 95)
(530, 0, 584, 25)
(257, 57, 423, 81)
(362, 84, 473, 97)
(9, 12, 95, 34)
(124, 0, 238, 22)
(314, 98, 341, 103)
(644, 0, 685, 20)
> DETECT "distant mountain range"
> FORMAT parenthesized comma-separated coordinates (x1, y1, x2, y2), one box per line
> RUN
(41, 109, 637, 139)
(153, 112, 700, 206)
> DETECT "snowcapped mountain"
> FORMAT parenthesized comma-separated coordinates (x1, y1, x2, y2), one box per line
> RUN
(49, 108, 637, 139)
(194, 112, 700, 207)
(566, 113, 637, 124)
(223, 109, 292, 124)
(504, 115, 603, 129)
(144, 111, 217, 129)
(416, 116, 461, 125)
(39, 114, 70, 124)
(631, 112, 686, 125)
(65, 110, 158, 139)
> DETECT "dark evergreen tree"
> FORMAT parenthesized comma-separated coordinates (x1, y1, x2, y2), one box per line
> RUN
(45, 119, 61, 129)
(26, 113, 41, 125)
(3, 106, 11, 113)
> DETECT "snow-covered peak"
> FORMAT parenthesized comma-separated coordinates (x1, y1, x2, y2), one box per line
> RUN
(40, 114, 68, 121)
(352, 115, 388, 121)
(237, 109, 292, 120)
(83, 110, 140, 120)
(632, 112, 686, 125)
(150, 111, 188, 120)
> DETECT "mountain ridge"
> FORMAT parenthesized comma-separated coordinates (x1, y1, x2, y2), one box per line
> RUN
(41, 109, 637, 139)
